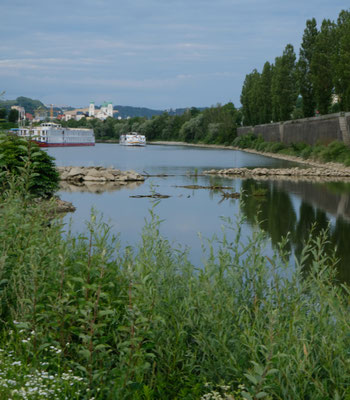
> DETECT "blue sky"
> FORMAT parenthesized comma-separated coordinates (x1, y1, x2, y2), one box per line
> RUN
(1, 0, 349, 109)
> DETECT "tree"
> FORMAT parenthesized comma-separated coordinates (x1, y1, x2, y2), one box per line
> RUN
(298, 18, 318, 117)
(0, 133, 59, 198)
(0, 108, 7, 119)
(271, 44, 298, 121)
(8, 109, 19, 123)
(334, 10, 350, 111)
(260, 61, 273, 123)
(240, 70, 262, 125)
(179, 114, 204, 142)
(311, 19, 336, 114)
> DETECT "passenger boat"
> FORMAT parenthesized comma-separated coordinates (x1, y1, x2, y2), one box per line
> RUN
(15, 123, 95, 147)
(119, 132, 146, 146)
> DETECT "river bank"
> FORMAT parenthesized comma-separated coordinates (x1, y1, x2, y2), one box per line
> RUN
(150, 140, 350, 176)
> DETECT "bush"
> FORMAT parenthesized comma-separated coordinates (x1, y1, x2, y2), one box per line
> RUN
(0, 132, 59, 197)
(0, 193, 349, 399)
(300, 145, 313, 159)
(319, 141, 350, 163)
(268, 142, 286, 153)
(233, 133, 257, 148)
(290, 142, 309, 153)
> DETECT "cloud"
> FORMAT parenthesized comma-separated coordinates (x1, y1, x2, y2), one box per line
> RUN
(1, 0, 349, 107)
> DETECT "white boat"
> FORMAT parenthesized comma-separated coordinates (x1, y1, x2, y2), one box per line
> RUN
(15, 122, 95, 147)
(120, 132, 146, 146)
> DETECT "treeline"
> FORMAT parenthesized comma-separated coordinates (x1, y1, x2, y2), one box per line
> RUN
(241, 9, 350, 126)
(0, 96, 46, 115)
(60, 103, 242, 144)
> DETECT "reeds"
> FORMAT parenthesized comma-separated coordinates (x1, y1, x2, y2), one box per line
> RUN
(0, 183, 349, 399)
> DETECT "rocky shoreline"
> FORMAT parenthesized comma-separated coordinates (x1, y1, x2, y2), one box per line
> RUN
(203, 166, 350, 178)
(57, 166, 145, 184)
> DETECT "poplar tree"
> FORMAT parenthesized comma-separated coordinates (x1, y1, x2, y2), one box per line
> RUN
(334, 10, 350, 111)
(271, 44, 298, 121)
(311, 19, 336, 114)
(298, 18, 318, 117)
(260, 61, 273, 123)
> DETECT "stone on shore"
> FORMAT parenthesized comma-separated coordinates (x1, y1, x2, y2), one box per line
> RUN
(203, 166, 350, 178)
(57, 166, 145, 183)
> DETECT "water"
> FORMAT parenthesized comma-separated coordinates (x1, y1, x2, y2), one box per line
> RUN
(48, 144, 350, 283)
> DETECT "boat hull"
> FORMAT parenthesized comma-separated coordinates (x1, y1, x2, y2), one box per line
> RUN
(122, 142, 146, 146)
(36, 142, 95, 147)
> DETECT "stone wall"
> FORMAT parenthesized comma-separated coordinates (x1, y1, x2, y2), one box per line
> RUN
(238, 112, 350, 146)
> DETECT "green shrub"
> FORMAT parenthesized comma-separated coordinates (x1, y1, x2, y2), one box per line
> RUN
(269, 142, 286, 153)
(0, 190, 349, 399)
(300, 145, 313, 159)
(233, 133, 257, 148)
(290, 142, 309, 153)
(0, 132, 59, 197)
(309, 144, 326, 160)
(319, 141, 350, 163)
(256, 141, 270, 152)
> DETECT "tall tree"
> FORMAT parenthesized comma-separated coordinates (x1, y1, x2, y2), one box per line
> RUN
(311, 19, 336, 114)
(240, 70, 262, 126)
(271, 44, 298, 121)
(334, 10, 350, 111)
(260, 61, 273, 123)
(298, 18, 318, 117)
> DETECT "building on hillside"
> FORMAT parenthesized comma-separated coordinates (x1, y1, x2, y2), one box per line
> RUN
(62, 102, 114, 121)
(88, 101, 113, 120)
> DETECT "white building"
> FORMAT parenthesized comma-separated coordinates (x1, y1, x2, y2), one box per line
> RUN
(89, 101, 113, 120)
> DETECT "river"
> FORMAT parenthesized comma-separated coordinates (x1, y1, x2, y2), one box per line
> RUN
(47, 143, 350, 283)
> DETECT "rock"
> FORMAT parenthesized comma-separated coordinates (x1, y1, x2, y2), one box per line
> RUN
(67, 167, 85, 177)
(83, 175, 107, 182)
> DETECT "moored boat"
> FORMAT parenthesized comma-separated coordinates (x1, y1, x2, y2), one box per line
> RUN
(15, 123, 95, 147)
(120, 132, 146, 146)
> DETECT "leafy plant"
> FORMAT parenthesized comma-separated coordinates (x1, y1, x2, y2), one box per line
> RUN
(0, 132, 59, 197)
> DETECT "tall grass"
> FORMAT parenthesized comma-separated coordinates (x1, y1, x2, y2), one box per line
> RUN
(0, 181, 350, 399)
(233, 134, 350, 166)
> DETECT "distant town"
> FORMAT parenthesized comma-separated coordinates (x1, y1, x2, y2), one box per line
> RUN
(11, 101, 126, 123)
(0, 97, 199, 124)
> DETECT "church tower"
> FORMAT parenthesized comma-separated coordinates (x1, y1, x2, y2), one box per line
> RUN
(89, 102, 95, 117)
(107, 102, 113, 117)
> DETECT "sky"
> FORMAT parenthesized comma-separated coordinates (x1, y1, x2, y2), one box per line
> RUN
(1, 0, 349, 110)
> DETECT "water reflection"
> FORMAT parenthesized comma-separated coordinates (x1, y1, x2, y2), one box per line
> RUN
(240, 179, 350, 283)
(59, 180, 144, 193)
(49, 144, 350, 285)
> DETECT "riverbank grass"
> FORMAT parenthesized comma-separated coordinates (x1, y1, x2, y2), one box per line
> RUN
(233, 134, 350, 166)
(0, 181, 350, 399)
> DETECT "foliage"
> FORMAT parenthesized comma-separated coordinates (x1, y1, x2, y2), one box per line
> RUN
(0, 108, 7, 119)
(297, 18, 318, 117)
(0, 181, 350, 399)
(272, 44, 298, 122)
(0, 132, 59, 197)
(60, 103, 239, 146)
(311, 19, 337, 115)
(0, 96, 46, 115)
(240, 8, 350, 124)
(8, 109, 19, 123)
(233, 134, 350, 167)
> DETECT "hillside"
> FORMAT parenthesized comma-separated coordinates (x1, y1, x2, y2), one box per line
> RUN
(0, 96, 47, 115)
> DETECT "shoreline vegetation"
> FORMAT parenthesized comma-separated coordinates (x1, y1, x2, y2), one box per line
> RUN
(1, 179, 350, 399)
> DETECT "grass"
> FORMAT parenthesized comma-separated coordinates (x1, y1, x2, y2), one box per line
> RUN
(1, 179, 350, 399)
(232, 134, 350, 167)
